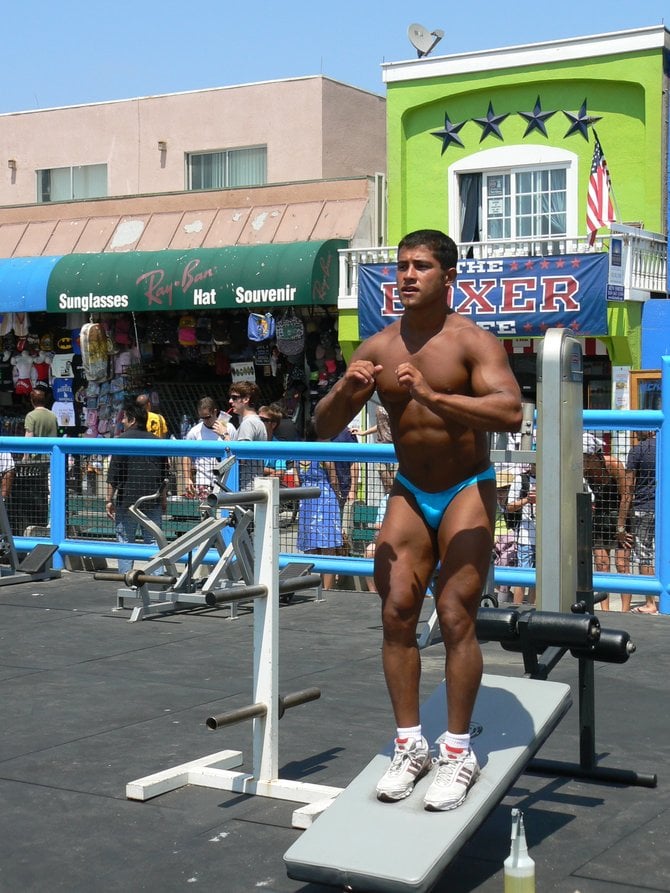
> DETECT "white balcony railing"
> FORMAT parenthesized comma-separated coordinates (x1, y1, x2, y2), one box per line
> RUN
(338, 225, 667, 309)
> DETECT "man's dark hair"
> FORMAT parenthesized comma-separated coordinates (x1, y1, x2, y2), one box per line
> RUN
(260, 404, 282, 427)
(123, 402, 148, 431)
(398, 229, 458, 272)
(30, 389, 48, 408)
(230, 380, 262, 410)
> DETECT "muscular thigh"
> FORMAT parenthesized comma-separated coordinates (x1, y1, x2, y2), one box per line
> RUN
(373, 490, 437, 611)
(435, 478, 496, 612)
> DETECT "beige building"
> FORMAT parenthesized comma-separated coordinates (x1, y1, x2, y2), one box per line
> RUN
(0, 76, 386, 251)
(0, 76, 385, 204)
(0, 76, 386, 436)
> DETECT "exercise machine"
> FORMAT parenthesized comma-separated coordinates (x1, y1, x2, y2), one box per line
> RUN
(95, 457, 320, 621)
(0, 491, 59, 586)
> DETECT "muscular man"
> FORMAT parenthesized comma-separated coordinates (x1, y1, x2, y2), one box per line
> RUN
(315, 229, 521, 811)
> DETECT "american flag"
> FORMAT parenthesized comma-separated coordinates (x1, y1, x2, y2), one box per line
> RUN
(586, 135, 615, 246)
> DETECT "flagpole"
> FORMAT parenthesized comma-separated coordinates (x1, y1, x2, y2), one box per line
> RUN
(592, 128, 621, 224)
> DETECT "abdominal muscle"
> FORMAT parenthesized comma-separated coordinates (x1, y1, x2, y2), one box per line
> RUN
(366, 318, 490, 491)
(386, 402, 490, 492)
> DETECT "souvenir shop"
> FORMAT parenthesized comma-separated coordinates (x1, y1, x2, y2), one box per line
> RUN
(0, 240, 347, 439)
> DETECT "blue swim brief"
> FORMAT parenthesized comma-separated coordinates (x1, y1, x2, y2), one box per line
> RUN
(396, 465, 496, 530)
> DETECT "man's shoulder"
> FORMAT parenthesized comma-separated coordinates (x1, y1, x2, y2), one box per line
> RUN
(357, 324, 399, 356)
(445, 312, 498, 343)
(628, 440, 646, 460)
(238, 414, 266, 439)
(235, 416, 251, 437)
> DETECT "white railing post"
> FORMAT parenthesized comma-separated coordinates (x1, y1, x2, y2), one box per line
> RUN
(252, 476, 279, 783)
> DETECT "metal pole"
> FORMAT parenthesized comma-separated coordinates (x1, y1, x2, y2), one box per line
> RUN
(252, 476, 279, 784)
(205, 688, 321, 730)
(206, 702, 267, 730)
(207, 486, 320, 508)
(204, 585, 268, 606)
(575, 491, 596, 771)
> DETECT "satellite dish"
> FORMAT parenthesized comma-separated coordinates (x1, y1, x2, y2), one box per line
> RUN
(407, 23, 444, 58)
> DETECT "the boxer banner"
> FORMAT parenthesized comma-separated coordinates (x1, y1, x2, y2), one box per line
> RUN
(358, 252, 609, 338)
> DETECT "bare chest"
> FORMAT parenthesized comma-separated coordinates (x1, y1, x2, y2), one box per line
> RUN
(374, 331, 469, 400)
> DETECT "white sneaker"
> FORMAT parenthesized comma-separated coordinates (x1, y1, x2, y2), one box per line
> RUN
(423, 746, 480, 811)
(376, 736, 432, 802)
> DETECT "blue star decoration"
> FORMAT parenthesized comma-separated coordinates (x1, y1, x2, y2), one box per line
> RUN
(473, 101, 509, 142)
(563, 99, 602, 140)
(518, 96, 556, 138)
(431, 112, 467, 153)
(431, 97, 606, 157)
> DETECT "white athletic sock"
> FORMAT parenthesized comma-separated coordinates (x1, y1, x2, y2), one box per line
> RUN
(441, 731, 470, 754)
(397, 725, 423, 743)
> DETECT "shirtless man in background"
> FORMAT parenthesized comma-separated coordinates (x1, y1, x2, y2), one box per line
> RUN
(315, 229, 521, 811)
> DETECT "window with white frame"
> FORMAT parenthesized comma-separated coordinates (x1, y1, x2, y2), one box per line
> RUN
(484, 168, 567, 240)
(37, 164, 107, 203)
(187, 146, 267, 190)
(449, 145, 577, 247)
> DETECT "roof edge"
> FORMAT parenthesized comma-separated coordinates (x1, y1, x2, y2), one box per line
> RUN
(383, 25, 670, 83)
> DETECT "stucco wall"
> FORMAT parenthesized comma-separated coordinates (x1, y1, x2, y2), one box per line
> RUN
(383, 32, 668, 244)
(0, 77, 385, 206)
(321, 79, 386, 179)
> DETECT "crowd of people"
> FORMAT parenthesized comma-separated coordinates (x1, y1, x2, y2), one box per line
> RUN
(6, 361, 652, 620)
(102, 381, 365, 586)
(492, 430, 658, 614)
(3, 366, 661, 622)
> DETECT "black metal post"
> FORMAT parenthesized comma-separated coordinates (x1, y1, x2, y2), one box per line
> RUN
(527, 491, 657, 788)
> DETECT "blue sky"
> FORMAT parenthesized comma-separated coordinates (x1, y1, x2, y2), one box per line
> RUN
(1, 1, 667, 114)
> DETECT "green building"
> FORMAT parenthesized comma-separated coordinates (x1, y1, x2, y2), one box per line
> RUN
(339, 26, 669, 408)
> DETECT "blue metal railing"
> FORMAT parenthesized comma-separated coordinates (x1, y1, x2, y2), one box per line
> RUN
(1, 363, 667, 613)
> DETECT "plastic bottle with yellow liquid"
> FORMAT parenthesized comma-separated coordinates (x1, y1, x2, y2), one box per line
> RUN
(503, 808, 535, 892)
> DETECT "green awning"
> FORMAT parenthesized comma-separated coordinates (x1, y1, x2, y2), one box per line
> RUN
(46, 240, 346, 313)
